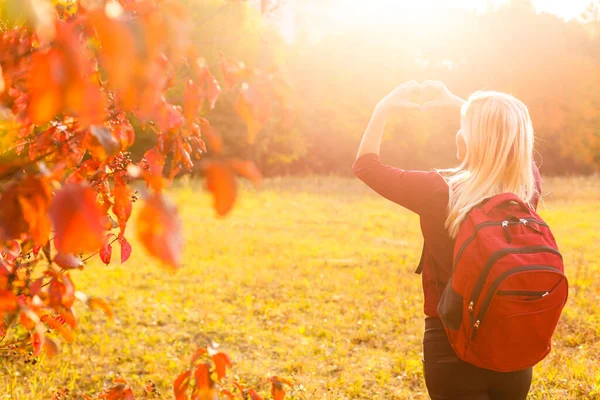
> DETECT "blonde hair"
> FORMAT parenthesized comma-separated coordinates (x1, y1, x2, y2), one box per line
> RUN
(443, 91, 537, 238)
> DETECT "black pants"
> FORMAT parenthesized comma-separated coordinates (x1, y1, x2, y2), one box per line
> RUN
(423, 317, 532, 400)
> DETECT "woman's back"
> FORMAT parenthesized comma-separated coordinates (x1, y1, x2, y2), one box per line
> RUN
(353, 81, 545, 399)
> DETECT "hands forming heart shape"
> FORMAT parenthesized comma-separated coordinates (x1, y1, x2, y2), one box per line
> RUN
(379, 80, 462, 111)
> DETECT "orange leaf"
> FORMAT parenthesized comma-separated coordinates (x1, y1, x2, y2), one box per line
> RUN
(269, 377, 291, 400)
(198, 118, 223, 154)
(50, 184, 105, 254)
(248, 388, 264, 400)
(184, 80, 201, 125)
(220, 389, 235, 399)
(173, 370, 191, 400)
(112, 184, 132, 235)
(0, 177, 52, 245)
(135, 193, 182, 268)
(20, 310, 36, 330)
(0, 290, 17, 312)
(230, 159, 262, 186)
(87, 297, 114, 320)
(57, 306, 77, 330)
(212, 352, 232, 381)
(16, 176, 53, 246)
(41, 314, 74, 342)
(28, 48, 64, 125)
(204, 161, 237, 217)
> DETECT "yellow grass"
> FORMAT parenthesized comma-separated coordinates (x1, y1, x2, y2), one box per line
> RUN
(1, 176, 599, 399)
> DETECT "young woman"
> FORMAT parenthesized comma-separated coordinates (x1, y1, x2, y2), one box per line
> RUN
(353, 80, 541, 400)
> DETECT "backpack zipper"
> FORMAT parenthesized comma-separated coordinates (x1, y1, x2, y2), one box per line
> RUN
(497, 290, 549, 297)
(470, 265, 565, 341)
(468, 246, 562, 321)
(454, 218, 549, 269)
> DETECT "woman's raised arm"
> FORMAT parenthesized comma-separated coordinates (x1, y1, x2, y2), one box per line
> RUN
(355, 80, 421, 159)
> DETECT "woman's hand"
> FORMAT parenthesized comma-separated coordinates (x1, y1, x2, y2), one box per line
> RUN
(420, 80, 465, 110)
(377, 80, 421, 112)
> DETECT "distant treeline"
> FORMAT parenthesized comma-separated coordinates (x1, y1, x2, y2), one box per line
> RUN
(134, 0, 600, 176)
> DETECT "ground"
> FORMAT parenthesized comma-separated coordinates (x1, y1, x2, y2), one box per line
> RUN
(1, 176, 599, 399)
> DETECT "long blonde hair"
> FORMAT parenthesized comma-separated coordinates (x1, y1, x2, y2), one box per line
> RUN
(443, 91, 538, 238)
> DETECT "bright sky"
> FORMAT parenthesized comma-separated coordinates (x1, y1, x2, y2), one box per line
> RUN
(274, 0, 593, 42)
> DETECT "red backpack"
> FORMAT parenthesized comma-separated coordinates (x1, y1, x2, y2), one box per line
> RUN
(437, 193, 568, 372)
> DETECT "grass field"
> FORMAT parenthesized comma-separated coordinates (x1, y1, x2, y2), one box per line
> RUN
(1, 176, 600, 399)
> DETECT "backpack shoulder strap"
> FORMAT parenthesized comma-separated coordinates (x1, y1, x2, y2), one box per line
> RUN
(415, 243, 425, 275)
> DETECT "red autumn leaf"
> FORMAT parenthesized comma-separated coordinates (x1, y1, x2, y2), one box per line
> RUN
(32, 328, 45, 357)
(100, 234, 116, 265)
(62, 273, 76, 308)
(248, 388, 264, 400)
(142, 147, 167, 190)
(220, 390, 235, 399)
(269, 377, 291, 400)
(50, 184, 105, 254)
(97, 383, 135, 400)
(29, 277, 44, 297)
(230, 159, 262, 186)
(112, 183, 132, 235)
(135, 193, 182, 268)
(87, 297, 114, 320)
(48, 278, 64, 308)
(3, 240, 21, 262)
(189, 348, 208, 366)
(212, 352, 232, 381)
(53, 253, 84, 270)
(57, 306, 77, 330)
(184, 80, 201, 125)
(204, 161, 238, 217)
(194, 363, 214, 393)
(0, 289, 18, 312)
(86, 125, 120, 161)
(119, 235, 132, 264)
(173, 370, 191, 400)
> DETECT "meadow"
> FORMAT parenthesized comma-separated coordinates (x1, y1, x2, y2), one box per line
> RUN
(1, 176, 599, 399)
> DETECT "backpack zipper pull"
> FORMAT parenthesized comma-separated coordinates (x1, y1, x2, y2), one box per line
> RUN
(468, 301, 474, 313)
(502, 220, 511, 243)
(521, 218, 542, 234)
(471, 319, 481, 341)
